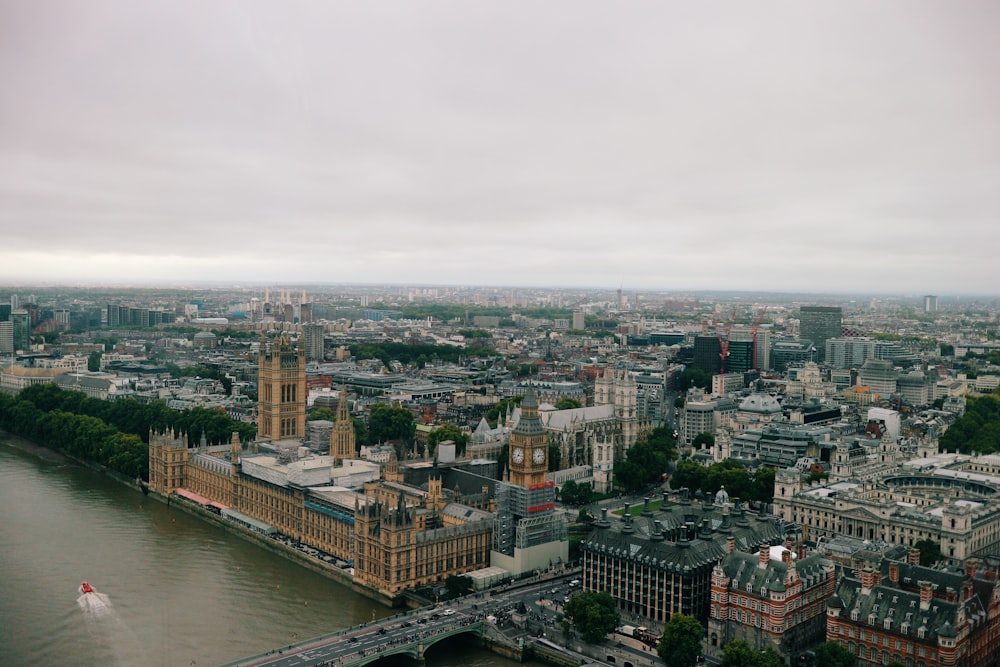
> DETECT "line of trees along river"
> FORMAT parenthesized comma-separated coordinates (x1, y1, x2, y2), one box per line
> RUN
(0, 434, 525, 667)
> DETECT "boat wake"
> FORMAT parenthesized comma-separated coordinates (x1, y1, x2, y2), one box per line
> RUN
(77, 584, 113, 617)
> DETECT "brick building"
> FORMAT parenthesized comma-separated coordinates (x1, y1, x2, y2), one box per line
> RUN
(706, 542, 835, 664)
(826, 556, 1000, 667)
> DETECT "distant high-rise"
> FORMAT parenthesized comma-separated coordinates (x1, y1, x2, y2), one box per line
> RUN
(0, 321, 13, 355)
(300, 323, 325, 361)
(11, 309, 30, 352)
(692, 335, 723, 375)
(799, 306, 842, 363)
(923, 295, 938, 313)
(572, 311, 586, 331)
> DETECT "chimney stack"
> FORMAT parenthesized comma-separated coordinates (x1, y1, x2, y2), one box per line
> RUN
(861, 565, 880, 593)
(965, 558, 980, 578)
(889, 562, 899, 585)
(919, 580, 933, 610)
(759, 544, 770, 568)
(726, 536, 735, 554)
(909, 548, 921, 566)
(963, 580, 975, 602)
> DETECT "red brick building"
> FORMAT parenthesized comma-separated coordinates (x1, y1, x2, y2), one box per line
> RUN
(826, 557, 1000, 667)
(707, 540, 835, 665)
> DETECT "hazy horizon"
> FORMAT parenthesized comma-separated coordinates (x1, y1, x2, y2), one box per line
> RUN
(3, 1, 999, 293)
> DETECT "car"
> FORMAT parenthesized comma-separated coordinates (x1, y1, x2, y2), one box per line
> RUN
(442, 608, 456, 616)
(401, 621, 413, 628)
(417, 618, 428, 624)
(348, 637, 358, 643)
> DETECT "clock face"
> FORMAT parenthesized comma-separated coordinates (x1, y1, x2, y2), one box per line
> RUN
(512, 447, 524, 464)
(533, 448, 546, 464)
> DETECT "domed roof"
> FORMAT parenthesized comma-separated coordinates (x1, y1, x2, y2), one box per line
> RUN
(714, 486, 730, 506)
(193, 331, 217, 339)
(739, 392, 781, 414)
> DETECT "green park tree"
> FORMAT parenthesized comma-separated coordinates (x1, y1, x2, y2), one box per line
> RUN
(721, 640, 782, 667)
(555, 397, 583, 410)
(444, 575, 473, 598)
(915, 539, 943, 566)
(814, 641, 856, 667)
(428, 423, 469, 456)
(563, 591, 621, 643)
(614, 426, 677, 493)
(691, 432, 715, 449)
(657, 613, 703, 667)
(368, 404, 416, 445)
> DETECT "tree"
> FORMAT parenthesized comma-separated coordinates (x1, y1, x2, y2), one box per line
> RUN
(721, 640, 781, 667)
(658, 613, 703, 667)
(914, 539, 943, 566)
(555, 397, 583, 410)
(368, 404, 415, 444)
(813, 641, 856, 667)
(560, 480, 594, 506)
(444, 575, 473, 598)
(487, 396, 523, 427)
(691, 432, 715, 449)
(678, 368, 711, 391)
(428, 423, 469, 456)
(87, 351, 102, 372)
(615, 425, 678, 493)
(517, 364, 538, 377)
(308, 408, 338, 422)
(563, 591, 620, 643)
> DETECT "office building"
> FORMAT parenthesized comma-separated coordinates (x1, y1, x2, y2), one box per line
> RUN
(858, 359, 898, 396)
(11, 309, 30, 353)
(300, 323, 325, 362)
(581, 493, 785, 625)
(799, 306, 842, 363)
(0, 321, 12, 355)
(924, 294, 938, 313)
(693, 335, 723, 375)
(826, 337, 876, 370)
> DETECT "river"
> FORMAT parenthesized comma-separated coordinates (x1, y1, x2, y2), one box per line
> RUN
(0, 434, 527, 667)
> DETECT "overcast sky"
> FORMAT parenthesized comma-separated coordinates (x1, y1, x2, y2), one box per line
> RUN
(1, 1, 998, 294)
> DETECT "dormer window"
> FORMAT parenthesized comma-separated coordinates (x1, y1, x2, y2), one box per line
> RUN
(851, 609, 860, 621)
(917, 627, 926, 639)
(884, 618, 892, 630)
(869, 613, 877, 624)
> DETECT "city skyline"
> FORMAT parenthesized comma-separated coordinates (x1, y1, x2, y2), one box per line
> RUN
(2, 2, 999, 293)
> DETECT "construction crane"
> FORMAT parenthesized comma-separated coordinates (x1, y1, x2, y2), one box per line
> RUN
(751, 305, 769, 371)
(713, 309, 736, 394)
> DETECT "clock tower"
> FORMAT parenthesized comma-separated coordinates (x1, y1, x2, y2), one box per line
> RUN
(509, 389, 548, 488)
(493, 386, 567, 575)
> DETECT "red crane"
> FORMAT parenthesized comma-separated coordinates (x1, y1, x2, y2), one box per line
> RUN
(751, 305, 769, 371)
(713, 310, 736, 394)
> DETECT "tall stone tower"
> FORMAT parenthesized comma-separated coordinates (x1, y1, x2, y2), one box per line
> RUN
(508, 389, 549, 488)
(257, 333, 306, 442)
(148, 429, 188, 494)
(330, 386, 356, 463)
(492, 387, 567, 575)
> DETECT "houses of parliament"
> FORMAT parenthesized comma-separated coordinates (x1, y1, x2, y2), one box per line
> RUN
(148, 333, 500, 604)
